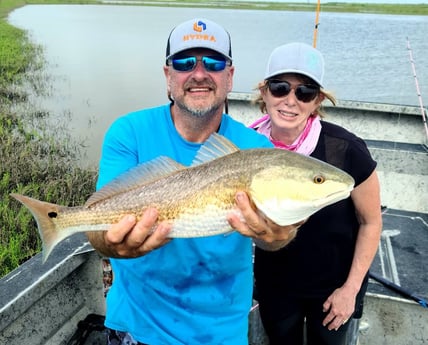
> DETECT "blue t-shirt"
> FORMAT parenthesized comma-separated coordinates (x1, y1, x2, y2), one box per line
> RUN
(97, 104, 272, 345)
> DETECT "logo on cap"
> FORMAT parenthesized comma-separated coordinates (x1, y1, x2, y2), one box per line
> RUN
(183, 20, 216, 43)
(193, 21, 206, 32)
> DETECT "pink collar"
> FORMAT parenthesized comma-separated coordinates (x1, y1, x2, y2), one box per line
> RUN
(249, 115, 321, 156)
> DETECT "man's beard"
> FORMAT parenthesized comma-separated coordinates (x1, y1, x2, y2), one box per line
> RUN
(176, 98, 224, 119)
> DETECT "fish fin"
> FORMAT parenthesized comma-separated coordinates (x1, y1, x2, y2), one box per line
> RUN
(10, 193, 69, 262)
(192, 133, 240, 166)
(86, 156, 185, 207)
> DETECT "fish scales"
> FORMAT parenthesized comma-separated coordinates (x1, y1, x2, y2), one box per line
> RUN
(10, 133, 355, 261)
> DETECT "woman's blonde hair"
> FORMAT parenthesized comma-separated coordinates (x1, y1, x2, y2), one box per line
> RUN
(252, 75, 336, 118)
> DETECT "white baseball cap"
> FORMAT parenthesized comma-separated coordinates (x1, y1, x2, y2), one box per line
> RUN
(264, 42, 325, 87)
(165, 18, 232, 61)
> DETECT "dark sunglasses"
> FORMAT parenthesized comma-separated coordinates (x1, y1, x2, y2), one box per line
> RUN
(267, 79, 320, 103)
(168, 56, 230, 72)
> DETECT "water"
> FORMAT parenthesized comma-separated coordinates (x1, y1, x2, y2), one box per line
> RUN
(8, 5, 428, 163)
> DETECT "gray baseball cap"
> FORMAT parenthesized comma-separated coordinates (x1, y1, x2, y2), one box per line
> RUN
(264, 42, 325, 87)
(166, 18, 232, 61)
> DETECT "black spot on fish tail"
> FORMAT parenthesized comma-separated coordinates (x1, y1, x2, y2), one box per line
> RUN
(10, 193, 66, 262)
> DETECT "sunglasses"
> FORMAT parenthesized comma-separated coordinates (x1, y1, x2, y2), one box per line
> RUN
(267, 79, 320, 103)
(168, 56, 230, 72)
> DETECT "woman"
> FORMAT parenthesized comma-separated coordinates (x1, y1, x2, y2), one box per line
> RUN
(251, 42, 382, 345)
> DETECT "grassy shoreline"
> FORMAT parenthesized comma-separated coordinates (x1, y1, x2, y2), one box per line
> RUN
(1, 0, 98, 277)
(2, 0, 428, 17)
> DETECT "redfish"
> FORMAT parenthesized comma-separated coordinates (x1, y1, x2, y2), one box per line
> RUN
(11, 133, 354, 261)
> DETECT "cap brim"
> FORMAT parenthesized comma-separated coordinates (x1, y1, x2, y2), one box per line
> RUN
(265, 69, 323, 87)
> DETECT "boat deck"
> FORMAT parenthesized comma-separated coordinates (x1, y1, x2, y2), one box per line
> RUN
(369, 208, 428, 304)
(1, 97, 427, 344)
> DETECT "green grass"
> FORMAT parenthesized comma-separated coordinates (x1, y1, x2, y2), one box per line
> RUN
(0, 0, 25, 19)
(127, 0, 428, 16)
(91, 0, 428, 16)
(1, 0, 428, 16)
(0, 1, 97, 277)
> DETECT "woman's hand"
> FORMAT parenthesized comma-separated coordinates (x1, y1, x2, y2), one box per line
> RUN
(322, 285, 357, 331)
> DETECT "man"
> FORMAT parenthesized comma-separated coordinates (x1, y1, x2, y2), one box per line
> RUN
(87, 18, 299, 345)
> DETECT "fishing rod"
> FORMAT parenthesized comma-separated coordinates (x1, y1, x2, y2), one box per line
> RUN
(313, 0, 321, 48)
(369, 271, 428, 308)
(406, 37, 428, 142)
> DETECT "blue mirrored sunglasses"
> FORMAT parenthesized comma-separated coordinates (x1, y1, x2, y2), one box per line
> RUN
(168, 56, 230, 72)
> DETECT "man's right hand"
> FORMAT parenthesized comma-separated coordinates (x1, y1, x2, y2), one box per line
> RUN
(86, 208, 172, 258)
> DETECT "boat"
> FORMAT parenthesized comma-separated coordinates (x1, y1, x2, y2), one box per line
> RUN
(1, 93, 427, 345)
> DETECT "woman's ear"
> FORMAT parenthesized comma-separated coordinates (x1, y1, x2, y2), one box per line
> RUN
(317, 92, 325, 104)
(260, 86, 268, 98)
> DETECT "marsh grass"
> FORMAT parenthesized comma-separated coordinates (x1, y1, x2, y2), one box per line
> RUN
(127, 0, 428, 15)
(0, 10, 97, 277)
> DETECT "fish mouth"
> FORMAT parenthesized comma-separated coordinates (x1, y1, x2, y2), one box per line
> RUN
(313, 188, 353, 208)
(253, 187, 353, 227)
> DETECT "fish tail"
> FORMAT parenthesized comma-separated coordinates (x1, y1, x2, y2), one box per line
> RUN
(10, 193, 66, 262)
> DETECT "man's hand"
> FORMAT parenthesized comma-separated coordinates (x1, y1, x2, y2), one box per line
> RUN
(227, 191, 305, 251)
(87, 208, 172, 258)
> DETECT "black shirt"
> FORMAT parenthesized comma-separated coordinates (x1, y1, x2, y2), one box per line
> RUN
(254, 121, 377, 307)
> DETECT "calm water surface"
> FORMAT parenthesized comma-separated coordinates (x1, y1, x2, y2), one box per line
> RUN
(8, 5, 428, 163)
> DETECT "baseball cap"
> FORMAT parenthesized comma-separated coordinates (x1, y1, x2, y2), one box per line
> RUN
(165, 18, 232, 61)
(264, 42, 325, 87)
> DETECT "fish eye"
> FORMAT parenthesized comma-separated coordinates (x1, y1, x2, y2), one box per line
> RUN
(313, 175, 325, 184)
